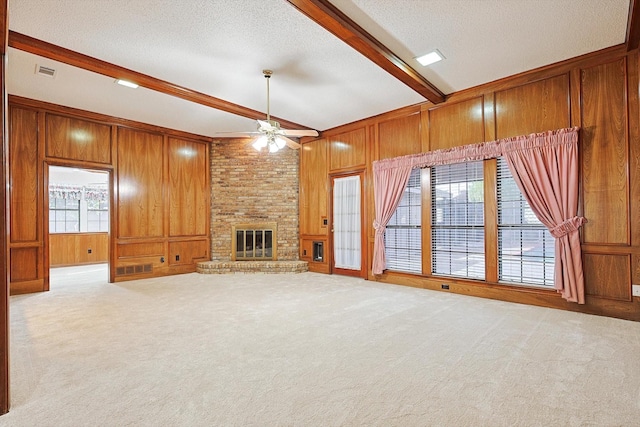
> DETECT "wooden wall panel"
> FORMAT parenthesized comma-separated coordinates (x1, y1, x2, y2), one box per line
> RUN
(46, 114, 111, 164)
(117, 241, 164, 258)
(581, 59, 629, 244)
(429, 97, 485, 150)
(329, 128, 366, 171)
(10, 247, 38, 281)
(378, 112, 421, 159)
(49, 233, 108, 266)
(9, 107, 38, 242)
(300, 139, 328, 236)
(630, 52, 640, 249)
(117, 128, 164, 238)
(168, 138, 208, 237)
(168, 240, 208, 265)
(300, 239, 313, 261)
(495, 74, 570, 139)
(583, 253, 631, 301)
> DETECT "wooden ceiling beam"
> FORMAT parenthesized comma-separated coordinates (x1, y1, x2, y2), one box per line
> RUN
(627, 0, 640, 51)
(7, 31, 310, 131)
(285, 0, 445, 104)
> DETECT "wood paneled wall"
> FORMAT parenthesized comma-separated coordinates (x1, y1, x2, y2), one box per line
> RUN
(8, 96, 211, 293)
(299, 45, 640, 321)
(299, 139, 329, 272)
(49, 233, 108, 267)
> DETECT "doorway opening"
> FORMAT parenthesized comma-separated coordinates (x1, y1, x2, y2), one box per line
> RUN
(47, 165, 110, 285)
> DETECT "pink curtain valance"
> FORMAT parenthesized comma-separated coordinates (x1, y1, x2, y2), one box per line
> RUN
(372, 127, 586, 304)
(373, 127, 578, 172)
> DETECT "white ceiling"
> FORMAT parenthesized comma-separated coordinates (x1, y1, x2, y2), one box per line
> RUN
(6, 0, 631, 137)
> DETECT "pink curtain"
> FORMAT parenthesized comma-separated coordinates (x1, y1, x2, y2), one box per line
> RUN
(501, 129, 586, 303)
(371, 159, 414, 275)
(372, 127, 586, 304)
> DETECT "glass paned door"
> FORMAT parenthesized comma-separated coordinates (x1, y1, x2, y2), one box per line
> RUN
(332, 174, 362, 274)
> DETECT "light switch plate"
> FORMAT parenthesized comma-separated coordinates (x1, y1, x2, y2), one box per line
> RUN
(633, 285, 640, 297)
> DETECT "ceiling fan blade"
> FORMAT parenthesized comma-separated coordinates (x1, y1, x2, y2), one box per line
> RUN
(281, 129, 319, 137)
(212, 131, 261, 138)
(280, 136, 301, 149)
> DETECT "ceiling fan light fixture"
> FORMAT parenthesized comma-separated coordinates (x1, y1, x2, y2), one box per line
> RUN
(268, 141, 280, 153)
(252, 135, 268, 151)
(416, 50, 444, 67)
(274, 137, 286, 150)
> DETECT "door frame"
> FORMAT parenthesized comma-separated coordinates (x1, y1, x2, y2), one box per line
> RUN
(45, 162, 113, 286)
(329, 170, 367, 278)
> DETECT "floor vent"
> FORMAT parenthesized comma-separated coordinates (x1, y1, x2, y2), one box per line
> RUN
(35, 64, 56, 78)
(116, 264, 153, 276)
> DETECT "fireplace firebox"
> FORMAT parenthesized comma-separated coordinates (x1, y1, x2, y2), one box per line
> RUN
(231, 223, 277, 261)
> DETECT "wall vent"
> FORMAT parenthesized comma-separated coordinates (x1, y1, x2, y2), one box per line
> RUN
(35, 64, 56, 78)
(116, 264, 153, 276)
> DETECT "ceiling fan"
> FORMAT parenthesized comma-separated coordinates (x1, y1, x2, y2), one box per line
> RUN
(215, 70, 319, 152)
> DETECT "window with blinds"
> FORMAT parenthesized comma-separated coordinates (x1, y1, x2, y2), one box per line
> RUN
(431, 161, 485, 280)
(385, 168, 422, 274)
(497, 157, 554, 287)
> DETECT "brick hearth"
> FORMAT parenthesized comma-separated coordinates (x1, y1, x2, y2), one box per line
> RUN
(197, 260, 308, 274)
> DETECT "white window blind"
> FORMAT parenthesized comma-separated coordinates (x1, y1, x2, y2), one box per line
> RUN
(385, 168, 422, 274)
(431, 161, 485, 280)
(497, 157, 554, 287)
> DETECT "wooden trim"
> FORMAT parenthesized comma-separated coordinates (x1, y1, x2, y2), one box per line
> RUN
(0, 29, 9, 413)
(285, 0, 445, 104)
(109, 126, 118, 282)
(9, 95, 213, 144)
(0, 0, 5, 56)
(7, 31, 310, 132)
(421, 168, 432, 275)
(627, 0, 640, 51)
(37, 111, 47, 291)
(483, 159, 498, 283)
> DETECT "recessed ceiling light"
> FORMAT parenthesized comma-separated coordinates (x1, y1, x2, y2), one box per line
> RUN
(415, 50, 444, 67)
(115, 79, 139, 89)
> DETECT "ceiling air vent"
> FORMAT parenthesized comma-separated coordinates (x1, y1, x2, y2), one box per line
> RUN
(35, 64, 56, 78)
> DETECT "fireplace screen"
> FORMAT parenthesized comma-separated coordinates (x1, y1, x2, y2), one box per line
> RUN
(232, 223, 277, 261)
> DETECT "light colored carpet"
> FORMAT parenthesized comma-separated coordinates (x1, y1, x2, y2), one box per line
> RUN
(5, 264, 640, 426)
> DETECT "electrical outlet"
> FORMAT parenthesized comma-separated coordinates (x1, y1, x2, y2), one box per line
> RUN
(633, 285, 640, 297)
(175, 255, 180, 261)
(87, 248, 92, 254)
(441, 284, 450, 290)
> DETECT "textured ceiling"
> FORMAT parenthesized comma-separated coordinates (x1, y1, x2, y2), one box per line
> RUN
(6, 0, 631, 137)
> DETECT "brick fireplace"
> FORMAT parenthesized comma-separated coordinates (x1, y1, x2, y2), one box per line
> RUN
(198, 138, 307, 274)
